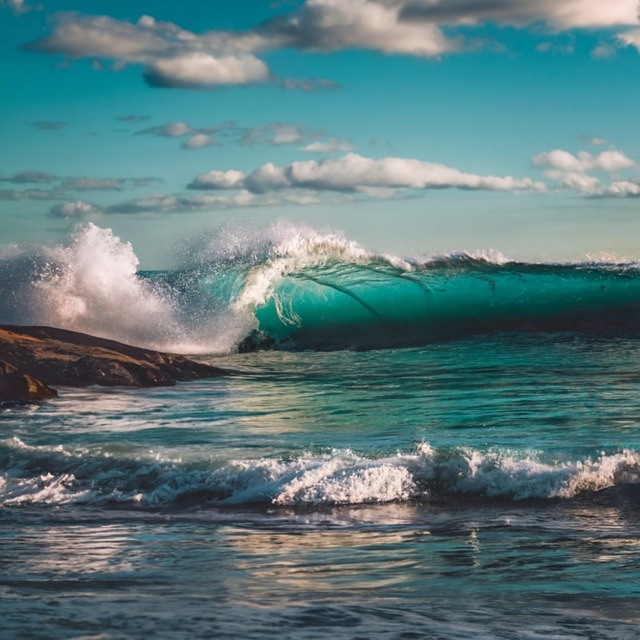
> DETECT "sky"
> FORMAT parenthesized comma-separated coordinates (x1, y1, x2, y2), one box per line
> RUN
(1, 0, 640, 267)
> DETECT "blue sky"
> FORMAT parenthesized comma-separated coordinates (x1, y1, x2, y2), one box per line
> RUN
(2, 0, 640, 266)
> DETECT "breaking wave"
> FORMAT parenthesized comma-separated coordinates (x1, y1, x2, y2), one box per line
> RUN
(2, 438, 640, 508)
(2, 222, 640, 353)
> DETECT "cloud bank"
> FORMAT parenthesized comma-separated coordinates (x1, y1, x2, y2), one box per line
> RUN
(25, 1, 640, 90)
(533, 147, 639, 196)
(189, 153, 546, 195)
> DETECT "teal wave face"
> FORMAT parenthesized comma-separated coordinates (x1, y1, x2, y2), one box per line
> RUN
(242, 259, 640, 350)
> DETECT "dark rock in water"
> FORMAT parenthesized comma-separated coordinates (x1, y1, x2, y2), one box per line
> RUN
(0, 325, 227, 402)
(0, 359, 58, 403)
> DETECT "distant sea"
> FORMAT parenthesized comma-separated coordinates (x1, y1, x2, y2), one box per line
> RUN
(2, 223, 640, 639)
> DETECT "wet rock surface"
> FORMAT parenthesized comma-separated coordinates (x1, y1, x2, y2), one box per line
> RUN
(0, 325, 227, 403)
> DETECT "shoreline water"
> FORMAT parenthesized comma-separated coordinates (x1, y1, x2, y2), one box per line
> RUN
(2, 227, 640, 638)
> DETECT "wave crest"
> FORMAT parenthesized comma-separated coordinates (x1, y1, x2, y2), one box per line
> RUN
(3, 438, 639, 508)
(2, 222, 640, 353)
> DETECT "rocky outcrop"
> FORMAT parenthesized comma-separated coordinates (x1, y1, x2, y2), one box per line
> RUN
(0, 359, 58, 403)
(0, 325, 227, 403)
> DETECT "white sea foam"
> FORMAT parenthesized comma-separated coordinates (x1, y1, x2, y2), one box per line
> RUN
(0, 224, 244, 352)
(0, 221, 419, 353)
(2, 222, 640, 354)
(2, 438, 640, 508)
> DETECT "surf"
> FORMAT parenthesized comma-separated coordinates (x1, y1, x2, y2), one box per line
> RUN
(2, 437, 639, 508)
(2, 222, 640, 353)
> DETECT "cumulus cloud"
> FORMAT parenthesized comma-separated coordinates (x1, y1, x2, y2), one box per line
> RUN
(533, 149, 635, 173)
(26, 2, 640, 92)
(189, 153, 545, 195)
(48, 200, 102, 218)
(189, 170, 246, 190)
(600, 180, 640, 197)
(25, 13, 274, 89)
(138, 121, 223, 149)
(397, 0, 639, 30)
(259, 0, 640, 59)
(533, 146, 639, 196)
(260, 0, 461, 57)
(143, 53, 270, 88)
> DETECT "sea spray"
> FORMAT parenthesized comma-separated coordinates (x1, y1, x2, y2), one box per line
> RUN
(3, 437, 640, 507)
(2, 222, 640, 353)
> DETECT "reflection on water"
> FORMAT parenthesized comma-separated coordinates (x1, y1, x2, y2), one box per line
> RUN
(3, 523, 136, 580)
(2, 336, 640, 638)
(1, 502, 640, 639)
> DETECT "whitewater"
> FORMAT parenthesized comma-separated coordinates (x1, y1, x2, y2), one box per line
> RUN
(2, 223, 640, 639)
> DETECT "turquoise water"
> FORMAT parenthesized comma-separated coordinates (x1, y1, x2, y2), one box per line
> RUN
(2, 225, 640, 638)
(2, 337, 640, 639)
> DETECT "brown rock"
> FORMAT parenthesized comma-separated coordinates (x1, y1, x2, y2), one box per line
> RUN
(0, 325, 227, 395)
(0, 359, 58, 403)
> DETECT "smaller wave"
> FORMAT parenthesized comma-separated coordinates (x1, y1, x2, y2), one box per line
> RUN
(2, 438, 639, 509)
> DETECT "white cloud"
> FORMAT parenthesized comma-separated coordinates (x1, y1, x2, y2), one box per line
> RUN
(143, 53, 270, 88)
(533, 146, 639, 196)
(397, 0, 639, 30)
(189, 153, 545, 195)
(48, 200, 102, 218)
(27, 13, 273, 89)
(533, 149, 635, 173)
(301, 137, 354, 153)
(261, 0, 460, 57)
(618, 29, 640, 52)
(25, 1, 640, 94)
(558, 172, 601, 194)
(189, 170, 246, 190)
(182, 133, 216, 149)
(601, 180, 640, 197)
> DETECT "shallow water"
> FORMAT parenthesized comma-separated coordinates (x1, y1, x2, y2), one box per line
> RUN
(2, 335, 640, 638)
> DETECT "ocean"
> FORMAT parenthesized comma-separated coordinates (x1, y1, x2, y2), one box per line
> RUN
(2, 223, 640, 639)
